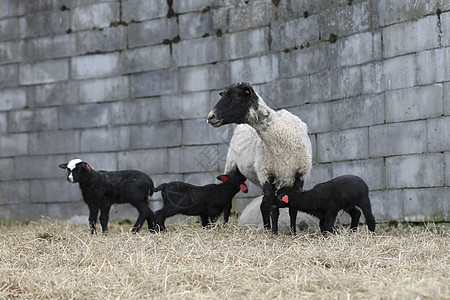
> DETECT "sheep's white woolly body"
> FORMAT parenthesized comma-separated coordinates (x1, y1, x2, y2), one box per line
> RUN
(225, 95, 312, 190)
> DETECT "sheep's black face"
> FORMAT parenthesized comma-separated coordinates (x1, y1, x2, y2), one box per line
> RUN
(59, 159, 91, 183)
(207, 82, 256, 127)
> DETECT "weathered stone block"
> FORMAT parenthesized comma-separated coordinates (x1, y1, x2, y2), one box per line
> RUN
(28, 81, 78, 107)
(288, 102, 331, 134)
(0, 17, 20, 41)
(385, 84, 443, 123)
(271, 15, 319, 52)
(71, 53, 119, 79)
(361, 62, 385, 94)
(76, 26, 126, 54)
(26, 34, 75, 61)
(15, 155, 65, 180)
(161, 92, 211, 120)
(182, 118, 232, 145)
(0, 180, 30, 204)
(228, 2, 274, 32)
(130, 70, 178, 97)
(377, 0, 440, 26)
(417, 47, 450, 85)
(443, 12, 450, 46)
(128, 18, 178, 48)
(303, 163, 332, 190)
(369, 189, 403, 222)
(81, 127, 130, 152)
(58, 103, 109, 129)
(78, 152, 118, 171)
(179, 11, 215, 39)
(121, 44, 171, 74)
(0, 40, 23, 64)
(0, 112, 5, 133)
(122, 0, 168, 22)
(308, 71, 332, 103)
(111, 98, 161, 125)
(331, 31, 381, 68)
(386, 153, 444, 188)
(71, 2, 120, 31)
(332, 158, 385, 190)
(383, 54, 416, 90)
(402, 188, 449, 222)
(8, 107, 58, 132)
(22, 11, 69, 38)
(0, 64, 19, 88)
(169, 145, 219, 173)
(329, 66, 362, 100)
(369, 122, 427, 157)
(0, 203, 50, 221)
(179, 63, 229, 92)
(118, 149, 169, 174)
(331, 94, 385, 130)
(230, 54, 278, 84)
(0, 133, 28, 157)
(427, 117, 450, 152)
(0, 88, 26, 111)
(130, 121, 182, 149)
(173, 37, 220, 67)
(223, 27, 269, 60)
(445, 82, 450, 115)
(445, 152, 450, 187)
(79, 76, 128, 103)
(317, 128, 369, 162)
(20, 59, 69, 85)
(383, 16, 440, 58)
(278, 44, 328, 78)
(0, 158, 14, 180)
(172, 0, 218, 13)
(270, 76, 309, 108)
(29, 130, 79, 155)
(0, 0, 25, 18)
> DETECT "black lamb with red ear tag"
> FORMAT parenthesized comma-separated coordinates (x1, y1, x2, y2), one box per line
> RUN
(154, 167, 248, 231)
(59, 158, 155, 234)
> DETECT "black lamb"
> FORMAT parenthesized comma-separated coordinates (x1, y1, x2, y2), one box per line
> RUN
(276, 175, 376, 234)
(154, 168, 248, 231)
(59, 159, 155, 234)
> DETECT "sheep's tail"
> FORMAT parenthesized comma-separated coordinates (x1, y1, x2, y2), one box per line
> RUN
(154, 183, 168, 193)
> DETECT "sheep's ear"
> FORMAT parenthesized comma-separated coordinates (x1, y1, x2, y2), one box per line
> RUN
(240, 183, 248, 193)
(59, 163, 68, 169)
(217, 175, 228, 182)
(243, 86, 253, 99)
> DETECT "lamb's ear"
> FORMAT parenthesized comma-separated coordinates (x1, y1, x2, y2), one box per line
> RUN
(59, 163, 68, 169)
(217, 175, 228, 182)
(281, 194, 289, 204)
(82, 162, 92, 171)
(240, 183, 248, 193)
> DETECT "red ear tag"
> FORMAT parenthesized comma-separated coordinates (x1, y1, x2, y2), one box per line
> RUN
(220, 176, 228, 182)
(282, 195, 289, 204)
(86, 164, 91, 171)
(250, 90, 252, 99)
(240, 184, 248, 192)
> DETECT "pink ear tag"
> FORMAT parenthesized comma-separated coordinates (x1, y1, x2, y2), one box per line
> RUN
(282, 195, 289, 204)
(86, 164, 91, 171)
(240, 184, 248, 192)
(220, 176, 228, 182)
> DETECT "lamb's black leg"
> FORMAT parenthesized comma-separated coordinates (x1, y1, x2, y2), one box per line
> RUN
(262, 177, 277, 233)
(345, 207, 361, 231)
(223, 204, 232, 224)
(99, 204, 111, 234)
(358, 197, 376, 232)
(146, 209, 156, 232)
(131, 203, 151, 233)
(200, 214, 209, 227)
(288, 208, 297, 235)
(155, 206, 178, 231)
(260, 195, 271, 230)
(88, 206, 99, 234)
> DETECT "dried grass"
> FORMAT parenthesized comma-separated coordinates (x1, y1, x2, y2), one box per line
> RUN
(0, 219, 449, 299)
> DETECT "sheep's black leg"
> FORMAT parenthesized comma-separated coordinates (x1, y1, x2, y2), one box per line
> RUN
(345, 207, 361, 231)
(99, 204, 111, 234)
(358, 197, 376, 232)
(88, 206, 99, 234)
(262, 178, 276, 231)
(131, 203, 151, 233)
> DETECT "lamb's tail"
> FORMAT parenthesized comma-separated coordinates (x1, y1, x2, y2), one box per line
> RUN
(154, 183, 168, 193)
(148, 179, 155, 196)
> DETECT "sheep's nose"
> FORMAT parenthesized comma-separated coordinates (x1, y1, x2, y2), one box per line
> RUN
(207, 110, 216, 121)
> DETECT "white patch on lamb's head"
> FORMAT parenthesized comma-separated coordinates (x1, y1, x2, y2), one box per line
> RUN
(66, 159, 83, 183)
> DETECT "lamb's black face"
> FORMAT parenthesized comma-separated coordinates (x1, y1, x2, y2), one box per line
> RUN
(217, 167, 248, 193)
(207, 82, 256, 127)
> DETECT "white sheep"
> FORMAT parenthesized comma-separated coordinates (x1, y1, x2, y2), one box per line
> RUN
(207, 82, 312, 234)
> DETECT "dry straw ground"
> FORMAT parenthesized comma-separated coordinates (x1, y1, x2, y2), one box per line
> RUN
(0, 219, 449, 299)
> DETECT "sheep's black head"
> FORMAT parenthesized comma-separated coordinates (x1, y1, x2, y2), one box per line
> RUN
(59, 159, 92, 183)
(207, 82, 257, 127)
(217, 167, 248, 193)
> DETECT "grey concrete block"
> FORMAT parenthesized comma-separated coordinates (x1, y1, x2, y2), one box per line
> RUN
(22, 11, 69, 38)
(172, 0, 218, 13)
(265, 77, 309, 109)
(128, 18, 178, 48)
(182, 118, 232, 145)
(0, 203, 51, 222)
(309, 134, 317, 164)
(28, 81, 78, 107)
(79, 76, 128, 103)
(0, 64, 19, 88)
(0, 180, 30, 204)
(427, 117, 450, 152)
(0, 112, 5, 133)
(47, 202, 90, 222)
(278, 44, 328, 78)
(443, 12, 450, 46)
(29, 130, 79, 155)
(130, 121, 182, 149)
(76, 26, 126, 54)
(179, 11, 215, 39)
(402, 187, 449, 222)
(111, 98, 161, 125)
(179, 63, 229, 93)
(173, 37, 221, 67)
(386, 84, 443, 123)
(303, 163, 332, 190)
(0, 40, 23, 64)
(161, 92, 211, 121)
(71, 53, 120, 80)
(270, 15, 319, 52)
(122, 0, 168, 22)
(121, 45, 171, 74)
(0, 133, 28, 157)
(15, 155, 65, 180)
(0, 0, 25, 18)
(361, 62, 385, 94)
(445, 83, 450, 115)
(369, 121, 427, 157)
(77, 152, 118, 171)
(223, 27, 269, 60)
(383, 16, 440, 58)
(417, 48, 450, 85)
(26, 34, 75, 61)
(332, 158, 385, 190)
(130, 70, 178, 97)
(369, 189, 403, 222)
(118, 149, 169, 175)
(20, 59, 69, 85)
(58, 103, 109, 129)
(331, 94, 385, 130)
(386, 153, 444, 188)
(71, 2, 120, 31)
(308, 71, 332, 103)
(331, 31, 381, 68)
(0, 158, 14, 180)
(445, 152, 450, 187)
(330, 66, 362, 100)
(8, 107, 58, 132)
(81, 127, 130, 152)
(0, 88, 26, 111)
(230, 54, 278, 85)
(0, 17, 20, 41)
(383, 54, 416, 90)
(169, 145, 219, 173)
(288, 102, 331, 134)
(317, 128, 369, 163)
(377, 0, 439, 26)
(228, 2, 274, 32)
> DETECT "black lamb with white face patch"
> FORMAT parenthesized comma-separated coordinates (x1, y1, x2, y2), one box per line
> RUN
(59, 159, 155, 234)
(207, 82, 258, 127)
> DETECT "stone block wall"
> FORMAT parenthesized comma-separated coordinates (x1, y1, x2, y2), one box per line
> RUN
(0, 0, 449, 224)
